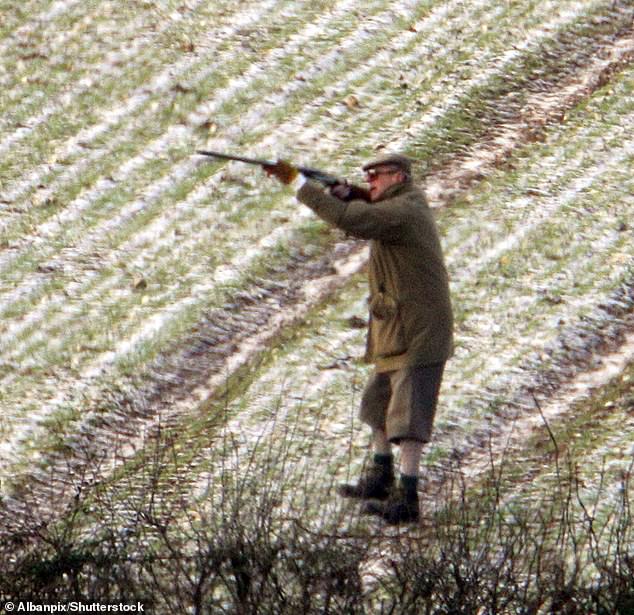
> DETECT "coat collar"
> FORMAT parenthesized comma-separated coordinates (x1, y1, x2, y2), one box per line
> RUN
(375, 179, 414, 202)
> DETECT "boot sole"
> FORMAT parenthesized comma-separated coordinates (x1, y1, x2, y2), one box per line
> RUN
(362, 500, 420, 524)
(336, 485, 391, 500)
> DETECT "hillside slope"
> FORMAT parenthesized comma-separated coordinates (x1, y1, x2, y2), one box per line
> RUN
(0, 0, 633, 607)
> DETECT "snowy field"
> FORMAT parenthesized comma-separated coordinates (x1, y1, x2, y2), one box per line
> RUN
(0, 0, 633, 606)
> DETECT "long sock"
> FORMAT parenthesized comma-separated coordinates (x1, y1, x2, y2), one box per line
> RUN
(400, 474, 418, 500)
(372, 428, 391, 456)
(400, 439, 424, 477)
(373, 453, 394, 469)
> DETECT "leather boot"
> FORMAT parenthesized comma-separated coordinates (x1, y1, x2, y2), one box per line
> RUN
(362, 476, 420, 524)
(337, 458, 394, 500)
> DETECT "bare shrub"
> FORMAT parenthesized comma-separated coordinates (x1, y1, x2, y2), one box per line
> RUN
(1, 415, 632, 614)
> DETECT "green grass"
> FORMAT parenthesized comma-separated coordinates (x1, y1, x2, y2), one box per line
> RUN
(0, 1, 633, 576)
(3, 0, 616, 322)
(486, 360, 634, 534)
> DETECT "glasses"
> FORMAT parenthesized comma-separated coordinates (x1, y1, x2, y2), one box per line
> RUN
(365, 168, 400, 180)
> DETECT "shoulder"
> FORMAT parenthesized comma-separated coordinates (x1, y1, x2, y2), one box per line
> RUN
(385, 184, 429, 216)
(402, 184, 428, 205)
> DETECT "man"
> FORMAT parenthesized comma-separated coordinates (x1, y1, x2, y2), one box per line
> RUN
(266, 154, 453, 524)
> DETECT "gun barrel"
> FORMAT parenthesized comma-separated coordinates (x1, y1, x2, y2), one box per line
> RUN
(196, 150, 277, 167)
(196, 150, 343, 188)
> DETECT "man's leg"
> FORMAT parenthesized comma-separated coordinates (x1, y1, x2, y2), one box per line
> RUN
(397, 438, 424, 521)
(364, 364, 445, 524)
(372, 426, 391, 455)
(400, 438, 423, 477)
(338, 375, 395, 500)
(364, 438, 422, 524)
(399, 438, 424, 504)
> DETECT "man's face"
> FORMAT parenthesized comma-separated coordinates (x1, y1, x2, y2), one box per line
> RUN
(365, 165, 405, 202)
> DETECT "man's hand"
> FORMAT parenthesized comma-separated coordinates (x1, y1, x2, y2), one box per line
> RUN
(263, 159, 299, 184)
(329, 182, 352, 200)
(330, 182, 372, 202)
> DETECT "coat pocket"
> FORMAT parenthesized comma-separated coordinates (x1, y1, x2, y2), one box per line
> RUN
(369, 294, 407, 359)
(369, 292, 397, 320)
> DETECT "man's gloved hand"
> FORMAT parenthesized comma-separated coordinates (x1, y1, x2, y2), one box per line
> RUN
(329, 182, 352, 200)
(330, 182, 372, 202)
(263, 159, 299, 184)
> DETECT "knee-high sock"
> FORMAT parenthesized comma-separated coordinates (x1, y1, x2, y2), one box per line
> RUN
(372, 428, 392, 456)
(400, 439, 424, 477)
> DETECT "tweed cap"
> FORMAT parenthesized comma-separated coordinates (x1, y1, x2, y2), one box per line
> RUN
(362, 153, 413, 175)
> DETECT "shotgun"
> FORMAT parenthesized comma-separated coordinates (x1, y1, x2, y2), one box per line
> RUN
(196, 149, 371, 201)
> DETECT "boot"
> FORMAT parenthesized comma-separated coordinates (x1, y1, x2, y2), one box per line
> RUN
(337, 455, 394, 500)
(362, 475, 420, 524)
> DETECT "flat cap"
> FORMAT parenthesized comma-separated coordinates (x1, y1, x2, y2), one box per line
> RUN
(362, 153, 413, 175)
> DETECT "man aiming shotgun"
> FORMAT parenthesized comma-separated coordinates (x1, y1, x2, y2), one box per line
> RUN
(200, 150, 454, 524)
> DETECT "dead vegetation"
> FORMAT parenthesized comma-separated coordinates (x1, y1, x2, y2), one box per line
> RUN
(0, 1, 633, 609)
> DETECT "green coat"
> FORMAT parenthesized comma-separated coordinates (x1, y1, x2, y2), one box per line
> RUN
(297, 179, 454, 372)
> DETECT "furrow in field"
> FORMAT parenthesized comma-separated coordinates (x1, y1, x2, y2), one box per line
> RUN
(2, 0, 624, 276)
(306, 0, 633, 162)
(0, 0, 612, 376)
(0, 0, 316, 217)
(0, 235, 367, 483)
(90, 274, 633, 532)
(2, 137, 624, 478)
(0, 2, 157, 108)
(0, 0, 479, 274)
(217, 0, 604, 167)
(0, 0, 83, 63)
(4, 64, 630, 395)
(2, 104, 631, 508)
(184, 264, 634, 499)
(0, 0, 403, 205)
(0, 0, 328, 208)
(438, 349, 634, 534)
(209, 0, 498, 153)
(3, 0, 608, 268)
(425, 32, 634, 203)
(0, 0, 263, 143)
(0, 0, 430, 328)
(0, 0, 524, 376)
(0, 0, 372, 342)
(0, 114, 625, 476)
(159, 126, 634, 427)
(0, 8, 172, 157)
(0, 245, 370, 513)
(149, 93, 634, 510)
(0, 0, 628, 512)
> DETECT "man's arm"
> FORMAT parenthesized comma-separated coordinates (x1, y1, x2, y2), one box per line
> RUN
(296, 180, 405, 243)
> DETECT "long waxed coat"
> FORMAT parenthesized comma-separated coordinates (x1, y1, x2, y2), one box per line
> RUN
(297, 178, 454, 372)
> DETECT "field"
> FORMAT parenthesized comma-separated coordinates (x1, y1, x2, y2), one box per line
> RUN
(0, 0, 633, 611)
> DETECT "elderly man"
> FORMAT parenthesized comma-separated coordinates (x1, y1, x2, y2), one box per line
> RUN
(266, 154, 453, 524)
